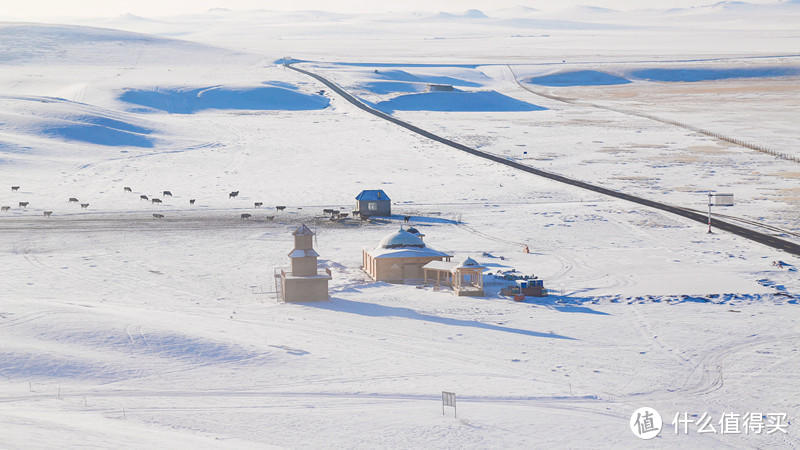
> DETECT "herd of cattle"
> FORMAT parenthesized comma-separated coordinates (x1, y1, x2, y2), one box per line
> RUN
(2, 185, 290, 221)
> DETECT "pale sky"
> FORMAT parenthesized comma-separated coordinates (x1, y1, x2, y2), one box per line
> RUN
(0, 0, 786, 20)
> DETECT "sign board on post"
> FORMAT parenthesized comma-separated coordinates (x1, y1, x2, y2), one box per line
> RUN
(442, 391, 456, 417)
(706, 192, 735, 233)
(711, 193, 734, 206)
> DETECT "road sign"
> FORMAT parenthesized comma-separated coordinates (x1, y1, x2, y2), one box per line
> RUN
(711, 193, 734, 206)
(707, 192, 735, 233)
(442, 391, 456, 417)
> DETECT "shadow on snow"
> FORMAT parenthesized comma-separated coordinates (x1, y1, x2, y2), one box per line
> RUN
(119, 85, 330, 113)
(521, 296, 611, 315)
(526, 70, 631, 87)
(372, 91, 546, 113)
(309, 297, 576, 340)
(629, 66, 800, 82)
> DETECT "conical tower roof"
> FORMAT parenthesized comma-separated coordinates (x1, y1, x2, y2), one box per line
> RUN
(293, 224, 315, 236)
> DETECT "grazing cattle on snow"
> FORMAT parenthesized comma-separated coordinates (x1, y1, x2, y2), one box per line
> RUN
(240, 213, 251, 220)
(140, 195, 148, 200)
(68, 197, 79, 203)
(1, 206, 10, 212)
(124, 186, 132, 192)
(229, 191, 239, 199)
(404, 215, 410, 223)
(163, 191, 172, 197)
(265, 215, 274, 221)
(151, 198, 162, 204)
(43, 211, 53, 217)
(11, 186, 20, 191)
(276, 205, 286, 211)
(80, 203, 89, 209)
(19, 202, 29, 208)
(153, 213, 164, 219)
(254, 202, 263, 208)
(189, 199, 196, 205)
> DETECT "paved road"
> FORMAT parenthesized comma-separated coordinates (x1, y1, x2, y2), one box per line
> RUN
(287, 64, 800, 256)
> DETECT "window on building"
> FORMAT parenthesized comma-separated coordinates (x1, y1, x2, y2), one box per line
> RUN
(368, 202, 378, 211)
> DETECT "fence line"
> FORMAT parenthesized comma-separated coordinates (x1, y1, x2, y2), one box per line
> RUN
(508, 65, 799, 164)
(600, 105, 800, 163)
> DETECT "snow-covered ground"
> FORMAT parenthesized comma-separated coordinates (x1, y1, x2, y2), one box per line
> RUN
(1, 3, 799, 448)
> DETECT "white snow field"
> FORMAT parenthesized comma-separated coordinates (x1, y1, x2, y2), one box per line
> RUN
(1, 3, 799, 448)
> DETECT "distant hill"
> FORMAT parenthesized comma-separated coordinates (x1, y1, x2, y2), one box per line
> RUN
(0, 23, 239, 65)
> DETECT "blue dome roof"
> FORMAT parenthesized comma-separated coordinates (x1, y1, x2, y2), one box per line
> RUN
(379, 229, 425, 249)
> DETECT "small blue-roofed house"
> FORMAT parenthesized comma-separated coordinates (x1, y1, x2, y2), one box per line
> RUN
(355, 189, 391, 218)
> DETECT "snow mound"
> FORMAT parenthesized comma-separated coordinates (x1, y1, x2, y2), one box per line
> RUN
(119, 85, 330, 113)
(262, 80, 299, 90)
(38, 328, 259, 364)
(629, 66, 800, 82)
(0, 142, 31, 156)
(0, 352, 130, 380)
(526, 70, 631, 86)
(359, 81, 426, 94)
(329, 62, 480, 68)
(372, 69, 482, 87)
(498, 17, 624, 30)
(372, 91, 546, 113)
(0, 96, 156, 148)
(434, 9, 489, 20)
(42, 122, 154, 148)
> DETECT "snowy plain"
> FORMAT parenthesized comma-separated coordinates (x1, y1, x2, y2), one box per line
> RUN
(1, 3, 799, 448)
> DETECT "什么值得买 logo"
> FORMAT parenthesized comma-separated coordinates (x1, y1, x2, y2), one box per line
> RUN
(630, 407, 663, 440)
